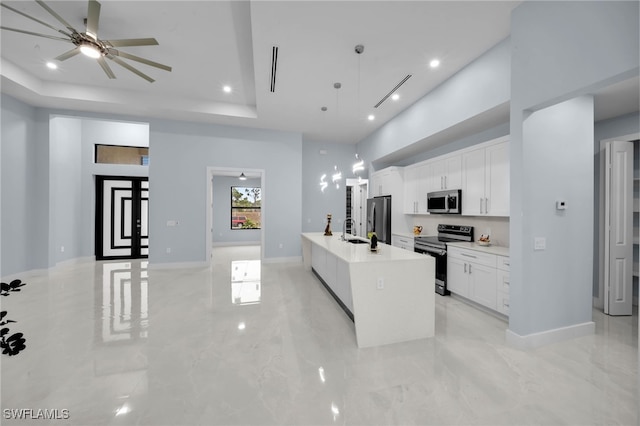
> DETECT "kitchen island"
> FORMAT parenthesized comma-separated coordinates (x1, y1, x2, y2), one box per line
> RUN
(301, 232, 435, 348)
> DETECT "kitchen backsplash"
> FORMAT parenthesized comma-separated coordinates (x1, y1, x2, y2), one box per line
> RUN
(412, 216, 510, 247)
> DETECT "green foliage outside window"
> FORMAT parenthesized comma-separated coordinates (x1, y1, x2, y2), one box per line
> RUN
(231, 187, 261, 229)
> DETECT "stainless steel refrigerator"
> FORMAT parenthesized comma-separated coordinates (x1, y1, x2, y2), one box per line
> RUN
(366, 195, 391, 245)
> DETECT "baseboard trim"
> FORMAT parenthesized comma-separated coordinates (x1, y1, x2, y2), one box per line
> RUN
(506, 321, 595, 350)
(262, 256, 302, 264)
(55, 256, 95, 268)
(148, 261, 210, 270)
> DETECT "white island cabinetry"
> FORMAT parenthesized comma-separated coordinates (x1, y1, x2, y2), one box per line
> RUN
(302, 233, 434, 348)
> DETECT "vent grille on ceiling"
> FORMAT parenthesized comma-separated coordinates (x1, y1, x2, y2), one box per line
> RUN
(373, 74, 412, 108)
(270, 46, 279, 93)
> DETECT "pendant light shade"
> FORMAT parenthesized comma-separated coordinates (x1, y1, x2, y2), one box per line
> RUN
(239, 172, 247, 181)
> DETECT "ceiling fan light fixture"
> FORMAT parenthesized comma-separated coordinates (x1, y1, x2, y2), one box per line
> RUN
(46, 61, 58, 70)
(79, 42, 101, 59)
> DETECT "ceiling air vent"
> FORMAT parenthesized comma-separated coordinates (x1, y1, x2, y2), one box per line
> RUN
(373, 74, 412, 108)
(270, 46, 279, 93)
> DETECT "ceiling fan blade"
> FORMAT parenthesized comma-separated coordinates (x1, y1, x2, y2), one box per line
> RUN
(108, 50, 172, 72)
(35, 0, 78, 34)
(104, 38, 159, 48)
(97, 57, 116, 79)
(54, 48, 80, 62)
(107, 55, 155, 83)
(1, 3, 72, 38)
(0, 26, 69, 42)
(86, 0, 101, 39)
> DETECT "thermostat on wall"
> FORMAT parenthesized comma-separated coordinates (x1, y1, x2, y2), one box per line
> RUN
(556, 200, 567, 210)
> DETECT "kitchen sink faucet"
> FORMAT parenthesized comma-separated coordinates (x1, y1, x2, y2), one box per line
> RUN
(342, 219, 356, 241)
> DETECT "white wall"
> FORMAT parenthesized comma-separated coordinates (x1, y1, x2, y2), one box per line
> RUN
(357, 37, 510, 169)
(49, 117, 82, 263)
(509, 0, 639, 342)
(148, 119, 303, 264)
(301, 139, 357, 234)
(1, 95, 50, 277)
(512, 97, 595, 336)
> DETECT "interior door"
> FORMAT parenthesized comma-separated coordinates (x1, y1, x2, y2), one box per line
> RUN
(96, 176, 149, 260)
(604, 141, 633, 315)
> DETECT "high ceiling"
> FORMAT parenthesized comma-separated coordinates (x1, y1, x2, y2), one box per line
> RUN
(1, 1, 637, 145)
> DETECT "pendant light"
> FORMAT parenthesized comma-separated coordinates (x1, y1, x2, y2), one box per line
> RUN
(239, 172, 247, 181)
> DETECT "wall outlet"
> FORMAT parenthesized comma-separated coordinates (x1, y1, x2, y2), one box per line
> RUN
(60, 246, 65, 253)
(377, 277, 384, 290)
(534, 237, 546, 250)
(166, 247, 171, 254)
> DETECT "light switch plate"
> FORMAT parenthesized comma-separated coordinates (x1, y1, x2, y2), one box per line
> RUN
(534, 237, 546, 250)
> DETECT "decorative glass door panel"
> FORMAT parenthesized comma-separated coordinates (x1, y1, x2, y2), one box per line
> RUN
(96, 176, 148, 260)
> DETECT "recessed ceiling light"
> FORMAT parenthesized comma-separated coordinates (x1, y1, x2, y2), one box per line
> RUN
(223, 85, 232, 93)
(430, 59, 440, 68)
(367, 114, 375, 121)
(391, 93, 400, 101)
(46, 61, 58, 70)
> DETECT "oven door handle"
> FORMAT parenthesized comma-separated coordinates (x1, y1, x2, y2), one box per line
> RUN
(415, 246, 446, 256)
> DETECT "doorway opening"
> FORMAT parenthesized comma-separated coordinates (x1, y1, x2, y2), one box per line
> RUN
(598, 135, 639, 315)
(206, 167, 265, 262)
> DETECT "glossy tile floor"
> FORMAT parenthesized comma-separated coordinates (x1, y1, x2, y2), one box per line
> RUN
(1, 246, 638, 425)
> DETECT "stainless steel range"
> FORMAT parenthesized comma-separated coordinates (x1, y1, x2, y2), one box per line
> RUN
(414, 224, 474, 295)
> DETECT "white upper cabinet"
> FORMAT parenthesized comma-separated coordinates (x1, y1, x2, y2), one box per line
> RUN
(485, 142, 510, 216)
(462, 139, 509, 217)
(370, 167, 403, 198)
(427, 154, 462, 192)
(404, 163, 428, 214)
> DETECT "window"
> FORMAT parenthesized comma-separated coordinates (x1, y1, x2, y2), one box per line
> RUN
(231, 187, 261, 230)
(95, 144, 149, 165)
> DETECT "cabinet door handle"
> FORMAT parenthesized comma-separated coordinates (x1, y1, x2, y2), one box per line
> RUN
(468, 264, 472, 274)
(480, 198, 483, 214)
(441, 176, 444, 189)
(461, 253, 477, 259)
(485, 197, 489, 214)
(504, 261, 510, 266)
(464, 263, 467, 273)
(444, 175, 447, 189)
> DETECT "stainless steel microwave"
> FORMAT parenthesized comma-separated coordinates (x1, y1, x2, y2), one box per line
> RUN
(427, 189, 461, 214)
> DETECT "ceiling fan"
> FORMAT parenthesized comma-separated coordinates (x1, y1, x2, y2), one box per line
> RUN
(1, 0, 172, 82)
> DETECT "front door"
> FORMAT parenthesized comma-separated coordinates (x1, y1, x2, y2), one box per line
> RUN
(96, 176, 149, 260)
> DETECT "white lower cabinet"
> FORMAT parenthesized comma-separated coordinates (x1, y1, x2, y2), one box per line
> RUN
(447, 256, 469, 297)
(392, 234, 413, 251)
(468, 262, 496, 310)
(448, 247, 509, 315)
(495, 255, 510, 316)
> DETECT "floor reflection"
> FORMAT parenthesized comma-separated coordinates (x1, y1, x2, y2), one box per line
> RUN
(98, 261, 149, 343)
(231, 260, 261, 305)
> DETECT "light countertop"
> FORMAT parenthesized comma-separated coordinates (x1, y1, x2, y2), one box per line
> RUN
(301, 232, 426, 263)
(447, 241, 510, 257)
